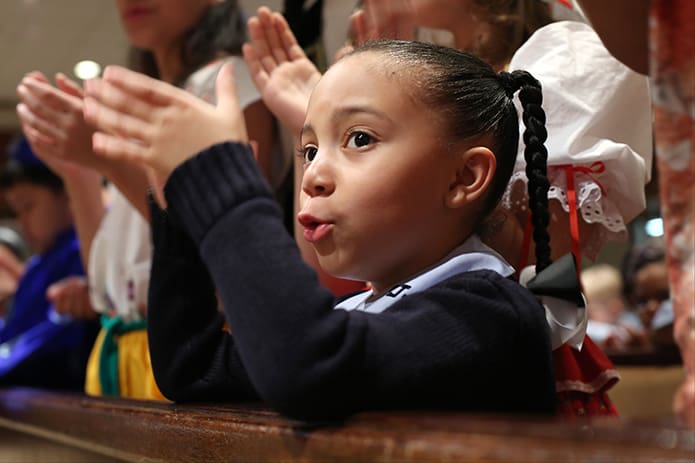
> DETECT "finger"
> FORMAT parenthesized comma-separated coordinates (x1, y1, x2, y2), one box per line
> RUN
(361, 0, 379, 40)
(91, 65, 177, 107)
(46, 280, 66, 302)
(258, 8, 289, 65)
(242, 43, 270, 93)
(247, 15, 278, 74)
(17, 82, 74, 125)
(92, 131, 149, 165)
(25, 71, 49, 83)
(20, 122, 62, 155)
(215, 63, 242, 116)
(83, 96, 152, 142)
(83, 77, 156, 123)
(271, 11, 306, 61)
(145, 167, 168, 209)
(21, 77, 80, 112)
(17, 103, 65, 141)
(56, 73, 84, 98)
(350, 10, 368, 46)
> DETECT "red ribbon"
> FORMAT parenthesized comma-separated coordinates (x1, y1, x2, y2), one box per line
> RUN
(562, 162, 607, 195)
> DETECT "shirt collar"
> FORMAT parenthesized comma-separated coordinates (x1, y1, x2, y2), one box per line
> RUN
(335, 235, 514, 314)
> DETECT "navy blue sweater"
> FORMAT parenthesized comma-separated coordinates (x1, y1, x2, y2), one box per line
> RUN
(148, 142, 555, 421)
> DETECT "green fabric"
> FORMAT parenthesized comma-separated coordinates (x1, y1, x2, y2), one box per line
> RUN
(97, 315, 147, 396)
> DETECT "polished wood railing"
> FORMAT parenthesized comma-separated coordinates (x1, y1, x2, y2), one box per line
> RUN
(0, 388, 692, 463)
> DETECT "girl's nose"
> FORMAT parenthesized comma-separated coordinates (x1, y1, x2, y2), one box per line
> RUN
(301, 155, 335, 198)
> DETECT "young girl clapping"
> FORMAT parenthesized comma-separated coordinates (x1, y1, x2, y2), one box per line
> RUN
(83, 39, 557, 420)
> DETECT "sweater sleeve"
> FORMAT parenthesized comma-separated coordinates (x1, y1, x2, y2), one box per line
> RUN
(147, 196, 258, 402)
(163, 142, 554, 420)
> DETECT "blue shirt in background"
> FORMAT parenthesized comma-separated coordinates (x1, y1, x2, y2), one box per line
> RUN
(0, 227, 99, 389)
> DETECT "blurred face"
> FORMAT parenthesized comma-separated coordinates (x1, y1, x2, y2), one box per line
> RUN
(297, 53, 465, 294)
(634, 261, 670, 327)
(4, 183, 72, 255)
(116, 0, 214, 51)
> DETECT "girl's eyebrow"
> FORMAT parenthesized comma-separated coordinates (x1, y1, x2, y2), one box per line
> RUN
(330, 105, 391, 125)
(301, 105, 393, 141)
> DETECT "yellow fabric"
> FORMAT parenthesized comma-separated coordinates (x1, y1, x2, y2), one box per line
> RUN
(85, 328, 105, 396)
(85, 327, 166, 400)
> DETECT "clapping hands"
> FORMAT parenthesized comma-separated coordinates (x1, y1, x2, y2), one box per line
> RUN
(83, 63, 248, 183)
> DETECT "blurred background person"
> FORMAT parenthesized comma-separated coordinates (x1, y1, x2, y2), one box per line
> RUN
(582, 264, 646, 350)
(16, 0, 281, 400)
(0, 136, 98, 389)
(621, 239, 675, 350)
(0, 227, 30, 321)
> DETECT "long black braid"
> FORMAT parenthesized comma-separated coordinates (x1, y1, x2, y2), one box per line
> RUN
(499, 71, 552, 273)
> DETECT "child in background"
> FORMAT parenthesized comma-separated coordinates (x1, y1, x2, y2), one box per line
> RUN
(582, 264, 645, 350)
(0, 137, 98, 389)
(16, 0, 279, 399)
(621, 239, 675, 350)
(82, 35, 563, 419)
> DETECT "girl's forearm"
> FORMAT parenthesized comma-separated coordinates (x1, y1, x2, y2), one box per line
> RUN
(62, 168, 106, 269)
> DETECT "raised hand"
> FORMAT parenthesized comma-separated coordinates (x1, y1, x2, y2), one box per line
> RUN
(242, 7, 321, 135)
(354, 0, 417, 44)
(16, 72, 99, 177)
(83, 63, 248, 182)
(47, 276, 98, 321)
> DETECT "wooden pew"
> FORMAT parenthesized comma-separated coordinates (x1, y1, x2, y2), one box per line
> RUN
(0, 387, 692, 463)
(607, 346, 686, 419)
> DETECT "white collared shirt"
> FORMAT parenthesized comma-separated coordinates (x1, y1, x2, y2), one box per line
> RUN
(335, 235, 514, 314)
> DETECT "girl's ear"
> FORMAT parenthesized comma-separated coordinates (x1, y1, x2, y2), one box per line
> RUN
(445, 146, 496, 209)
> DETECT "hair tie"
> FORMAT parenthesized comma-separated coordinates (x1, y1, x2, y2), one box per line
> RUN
(497, 71, 517, 98)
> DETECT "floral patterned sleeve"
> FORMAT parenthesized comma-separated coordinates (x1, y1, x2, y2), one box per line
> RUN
(650, 0, 695, 426)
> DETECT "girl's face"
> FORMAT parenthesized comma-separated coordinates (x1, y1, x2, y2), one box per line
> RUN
(116, 0, 214, 51)
(297, 53, 467, 293)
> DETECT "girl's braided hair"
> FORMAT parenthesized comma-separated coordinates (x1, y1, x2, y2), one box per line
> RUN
(350, 40, 552, 272)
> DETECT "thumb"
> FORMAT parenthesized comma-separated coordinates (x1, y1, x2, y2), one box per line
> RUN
(215, 62, 242, 117)
(46, 280, 66, 301)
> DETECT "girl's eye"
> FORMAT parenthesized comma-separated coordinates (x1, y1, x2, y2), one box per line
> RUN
(303, 145, 318, 163)
(346, 131, 373, 149)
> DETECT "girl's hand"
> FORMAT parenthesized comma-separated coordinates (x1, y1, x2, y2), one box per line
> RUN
(242, 7, 321, 135)
(16, 72, 98, 177)
(83, 63, 247, 182)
